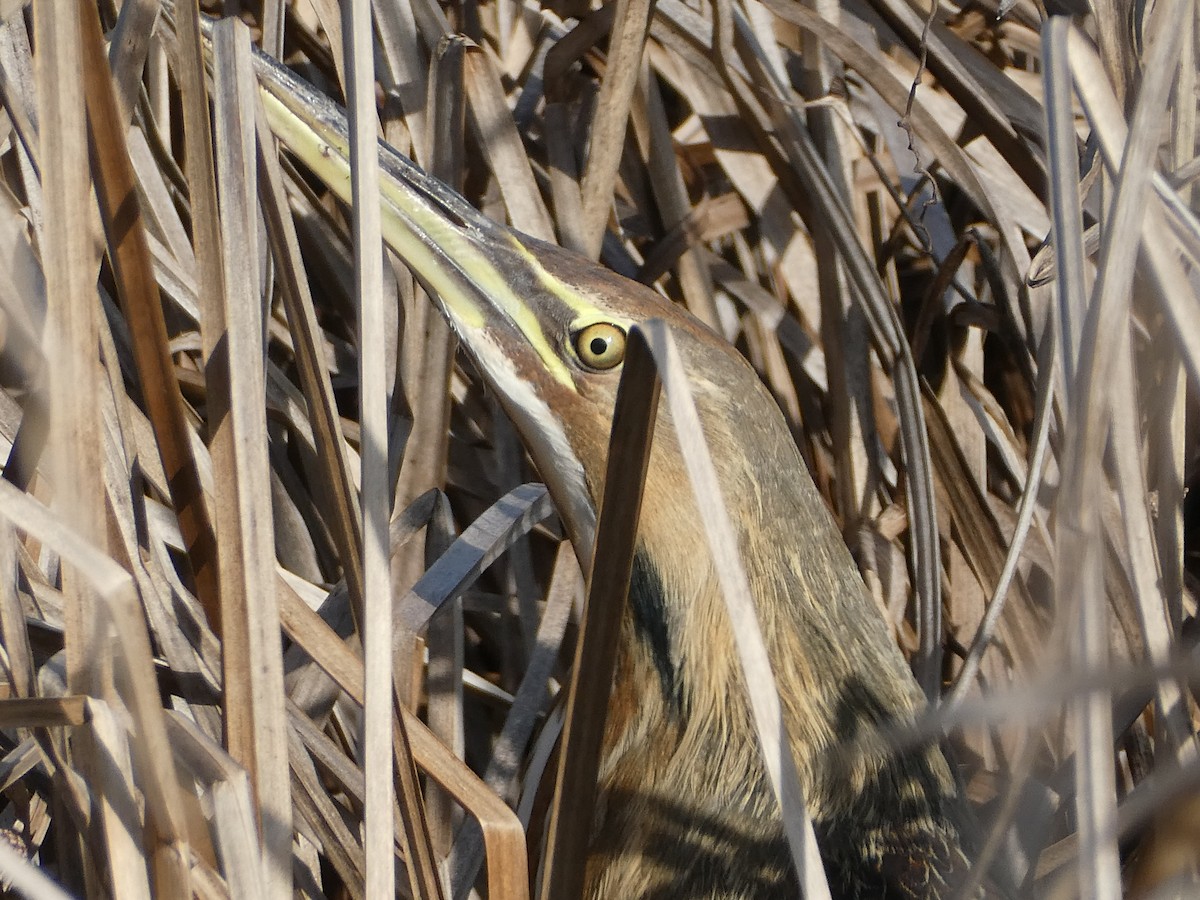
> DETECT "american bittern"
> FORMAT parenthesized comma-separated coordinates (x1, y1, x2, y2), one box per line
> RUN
(252, 39, 977, 900)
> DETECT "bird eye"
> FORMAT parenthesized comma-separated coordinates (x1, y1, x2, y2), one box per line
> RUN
(573, 323, 626, 371)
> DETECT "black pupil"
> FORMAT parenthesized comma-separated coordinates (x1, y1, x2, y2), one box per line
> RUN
(588, 335, 609, 356)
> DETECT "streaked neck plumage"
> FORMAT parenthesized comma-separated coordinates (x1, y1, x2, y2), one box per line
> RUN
(575, 332, 971, 898)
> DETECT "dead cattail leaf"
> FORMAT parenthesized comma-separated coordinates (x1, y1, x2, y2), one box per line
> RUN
(0, 2, 1195, 897)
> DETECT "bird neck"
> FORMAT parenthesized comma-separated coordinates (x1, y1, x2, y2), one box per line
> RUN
(596, 390, 946, 821)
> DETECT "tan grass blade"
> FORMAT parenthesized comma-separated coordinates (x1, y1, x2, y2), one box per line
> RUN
(537, 327, 659, 900)
(209, 22, 293, 898)
(577, 0, 655, 257)
(173, 0, 228, 631)
(82, 0, 219, 682)
(463, 43, 555, 242)
(37, 0, 103, 702)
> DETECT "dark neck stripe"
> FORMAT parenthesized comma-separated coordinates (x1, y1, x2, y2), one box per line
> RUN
(628, 549, 684, 715)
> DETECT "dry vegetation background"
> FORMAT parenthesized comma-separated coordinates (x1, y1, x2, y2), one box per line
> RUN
(0, 0, 1195, 897)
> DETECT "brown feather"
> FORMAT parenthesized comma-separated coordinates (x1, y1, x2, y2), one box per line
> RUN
(508, 243, 984, 898)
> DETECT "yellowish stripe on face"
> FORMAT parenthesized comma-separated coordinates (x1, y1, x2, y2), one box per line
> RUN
(260, 87, 582, 388)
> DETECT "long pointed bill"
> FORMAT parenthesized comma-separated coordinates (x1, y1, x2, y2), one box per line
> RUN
(227, 28, 601, 556)
(253, 51, 572, 384)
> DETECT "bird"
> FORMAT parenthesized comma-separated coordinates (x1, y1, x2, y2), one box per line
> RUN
(248, 39, 979, 900)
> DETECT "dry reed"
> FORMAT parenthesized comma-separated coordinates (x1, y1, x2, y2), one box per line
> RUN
(0, 0, 1195, 897)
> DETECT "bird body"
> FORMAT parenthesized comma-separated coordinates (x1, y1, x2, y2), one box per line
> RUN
(529, 247, 972, 899)
(249, 45, 978, 898)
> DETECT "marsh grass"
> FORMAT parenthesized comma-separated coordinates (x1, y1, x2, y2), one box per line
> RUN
(0, 0, 1195, 897)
